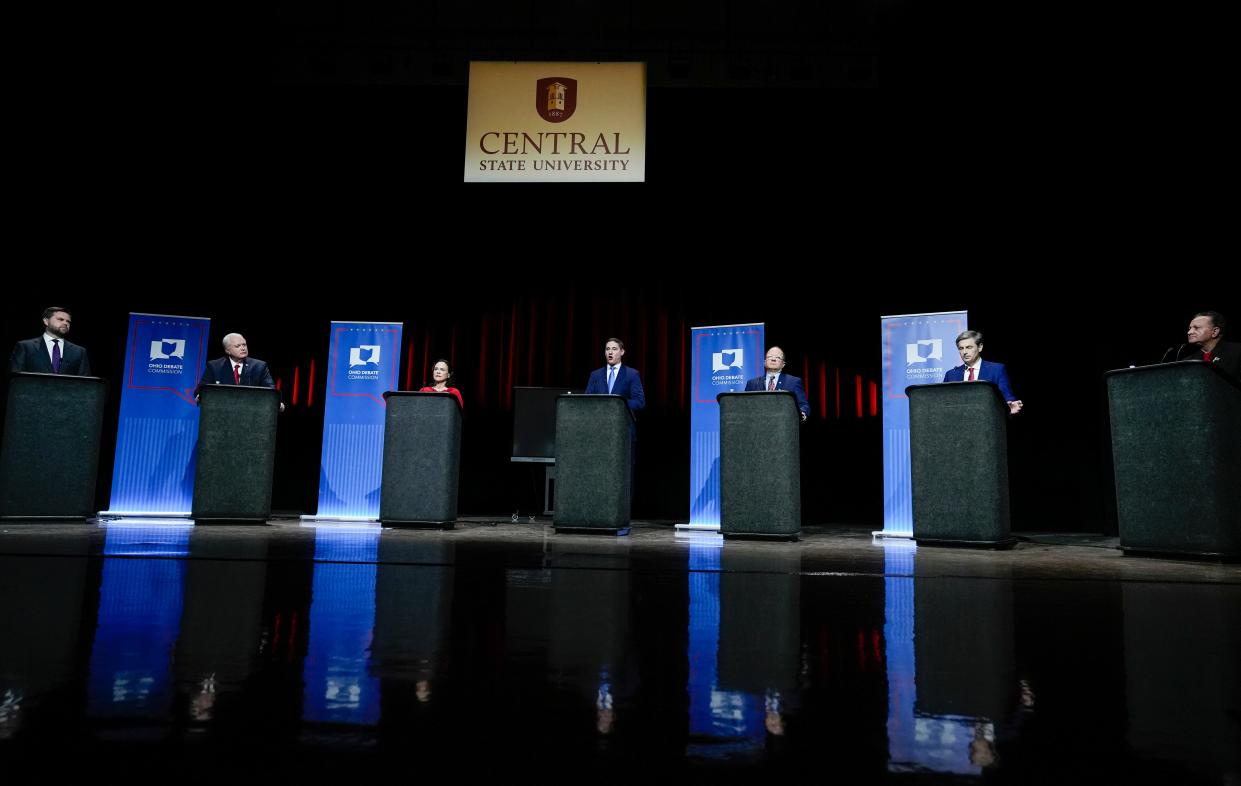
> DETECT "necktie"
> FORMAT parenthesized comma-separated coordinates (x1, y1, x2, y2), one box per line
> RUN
(967, 367, 975, 381)
(607, 366, 616, 393)
(1203, 351, 1213, 363)
(233, 364, 241, 384)
(51, 339, 62, 373)
(767, 375, 776, 391)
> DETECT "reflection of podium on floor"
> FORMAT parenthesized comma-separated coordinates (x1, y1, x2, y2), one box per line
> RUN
(717, 549, 801, 695)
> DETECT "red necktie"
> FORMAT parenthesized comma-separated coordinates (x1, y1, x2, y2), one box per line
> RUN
(967, 367, 975, 381)
(233, 364, 241, 384)
(768, 375, 776, 391)
(1203, 351, 1213, 363)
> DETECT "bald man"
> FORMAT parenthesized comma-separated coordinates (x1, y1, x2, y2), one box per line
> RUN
(198, 332, 282, 410)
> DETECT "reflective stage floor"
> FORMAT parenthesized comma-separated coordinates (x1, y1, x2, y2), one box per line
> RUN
(2, 518, 1238, 784)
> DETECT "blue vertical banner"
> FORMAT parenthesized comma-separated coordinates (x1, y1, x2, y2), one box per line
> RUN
(683, 323, 764, 529)
(312, 321, 403, 520)
(879, 311, 967, 537)
(104, 313, 211, 516)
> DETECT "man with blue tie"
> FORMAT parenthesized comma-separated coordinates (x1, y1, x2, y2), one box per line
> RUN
(585, 337, 644, 508)
(585, 338, 645, 413)
(9, 306, 92, 376)
(744, 346, 810, 422)
(943, 330, 1023, 415)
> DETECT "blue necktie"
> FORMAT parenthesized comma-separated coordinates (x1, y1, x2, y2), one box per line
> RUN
(51, 339, 62, 373)
(607, 366, 616, 393)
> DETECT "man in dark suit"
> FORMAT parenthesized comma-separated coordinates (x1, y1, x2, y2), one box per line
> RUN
(585, 337, 645, 412)
(745, 346, 810, 422)
(943, 330, 1023, 415)
(1184, 311, 1240, 380)
(198, 333, 283, 411)
(9, 306, 92, 376)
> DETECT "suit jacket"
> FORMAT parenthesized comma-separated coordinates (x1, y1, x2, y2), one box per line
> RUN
(1189, 339, 1241, 381)
(943, 359, 1017, 402)
(744, 373, 810, 418)
(585, 364, 645, 412)
(199, 356, 276, 390)
(9, 336, 92, 376)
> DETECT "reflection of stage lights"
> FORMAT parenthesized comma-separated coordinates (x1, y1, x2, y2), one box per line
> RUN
(675, 530, 723, 546)
(298, 520, 383, 533)
(101, 520, 193, 557)
(0, 689, 23, 740)
(97, 514, 192, 522)
(298, 515, 382, 530)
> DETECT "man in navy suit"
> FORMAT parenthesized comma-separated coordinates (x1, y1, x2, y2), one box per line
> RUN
(745, 346, 810, 422)
(943, 330, 1023, 415)
(9, 306, 92, 376)
(198, 333, 283, 411)
(585, 337, 645, 413)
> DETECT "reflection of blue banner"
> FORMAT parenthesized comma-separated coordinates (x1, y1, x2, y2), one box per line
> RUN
(87, 523, 191, 719)
(687, 323, 763, 528)
(313, 321, 403, 520)
(879, 311, 967, 536)
(105, 313, 211, 516)
(686, 542, 764, 759)
(883, 540, 984, 775)
(303, 525, 380, 726)
(883, 540, 918, 768)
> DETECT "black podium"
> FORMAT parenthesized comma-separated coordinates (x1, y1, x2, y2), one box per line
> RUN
(192, 384, 280, 522)
(1, 372, 107, 519)
(1107, 361, 1240, 559)
(380, 391, 462, 527)
(553, 394, 633, 534)
(907, 381, 1014, 548)
(718, 390, 801, 539)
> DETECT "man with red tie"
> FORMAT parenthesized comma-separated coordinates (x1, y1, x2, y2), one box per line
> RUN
(744, 346, 810, 422)
(198, 333, 283, 411)
(1185, 311, 1240, 380)
(8, 306, 92, 376)
(943, 330, 1023, 415)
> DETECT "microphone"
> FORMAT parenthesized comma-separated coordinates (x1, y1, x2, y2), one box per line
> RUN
(1161, 344, 1188, 363)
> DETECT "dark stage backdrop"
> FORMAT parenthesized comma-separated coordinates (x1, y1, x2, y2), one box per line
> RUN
(2, 283, 1227, 533)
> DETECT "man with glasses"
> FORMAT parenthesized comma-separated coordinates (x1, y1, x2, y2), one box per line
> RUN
(745, 346, 809, 422)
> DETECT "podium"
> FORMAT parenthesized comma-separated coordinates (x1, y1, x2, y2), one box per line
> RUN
(553, 394, 633, 534)
(380, 391, 462, 527)
(0, 372, 107, 519)
(907, 381, 1014, 548)
(718, 390, 801, 539)
(1107, 361, 1240, 559)
(192, 385, 280, 521)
